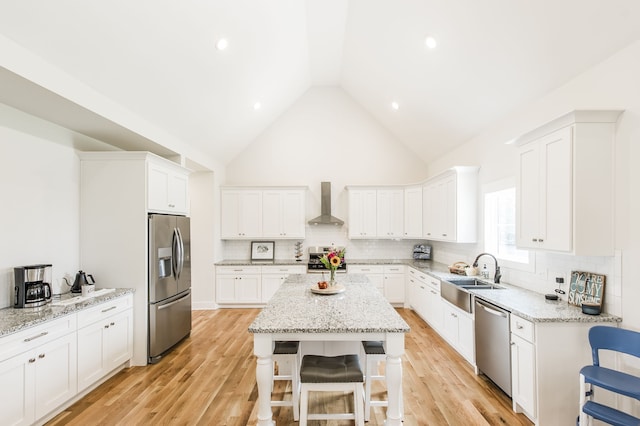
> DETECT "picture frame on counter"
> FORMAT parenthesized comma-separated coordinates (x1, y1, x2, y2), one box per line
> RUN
(251, 241, 275, 261)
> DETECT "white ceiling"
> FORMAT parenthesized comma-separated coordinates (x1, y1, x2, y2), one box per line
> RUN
(1, 0, 640, 165)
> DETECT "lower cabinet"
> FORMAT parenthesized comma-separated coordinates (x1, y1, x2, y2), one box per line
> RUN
(509, 314, 611, 425)
(0, 315, 78, 426)
(0, 293, 133, 426)
(348, 264, 405, 305)
(216, 266, 262, 304)
(77, 296, 133, 392)
(261, 265, 306, 302)
(441, 300, 475, 364)
(408, 267, 443, 333)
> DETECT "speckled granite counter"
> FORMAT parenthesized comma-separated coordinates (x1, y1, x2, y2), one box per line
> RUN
(0, 288, 135, 338)
(218, 257, 621, 323)
(248, 274, 410, 334)
(215, 259, 307, 266)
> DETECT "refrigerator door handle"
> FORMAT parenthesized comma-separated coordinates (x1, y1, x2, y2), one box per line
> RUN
(172, 228, 180, 280)
(176, 227, 184, 278)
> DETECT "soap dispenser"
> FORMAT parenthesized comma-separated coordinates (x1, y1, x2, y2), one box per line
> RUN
(481, 264, 489, 279)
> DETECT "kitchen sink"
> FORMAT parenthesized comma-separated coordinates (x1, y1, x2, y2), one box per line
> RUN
(440, 278, 505, 313)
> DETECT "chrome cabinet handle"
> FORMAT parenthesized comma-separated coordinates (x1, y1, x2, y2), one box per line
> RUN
(101, 306, 117, 313)
(24, 331, 49, 342)
(38, 353, 45, 359)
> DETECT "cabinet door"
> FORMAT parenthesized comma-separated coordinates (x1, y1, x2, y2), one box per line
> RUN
(441, 175, 457, 241)
(107, 309, 134, 370)
(404, 187, 423, 238)
(34, 333, 77, 420)
(216, 275, 237, 303)
(348, 190, 377, 238)
(511, 334, 536, 417)
(457, 312, 474, 363)
(236, 275, 261, 303)
(517, 143, 540, 248)
(423, 184, 437, 239)
(261, 274, 284, 302)
(148, 162, 189, 214)
(221, 191, 262, 239)
(540, 127, 572, 251)
(424, 285, 443, 333)
(0, 352, 33, 426)
(377, 190, 404, 238)
(77, 322, 106, 392)
(168, 171, 189, 214)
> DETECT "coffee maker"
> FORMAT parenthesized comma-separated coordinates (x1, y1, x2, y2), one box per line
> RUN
(14, 264, 53, 308)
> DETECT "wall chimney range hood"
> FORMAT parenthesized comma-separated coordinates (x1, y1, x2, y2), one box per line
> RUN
(308, 182, 344, 226)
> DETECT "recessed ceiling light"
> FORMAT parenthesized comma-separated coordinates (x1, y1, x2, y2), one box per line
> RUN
(215, 38, 229, 51)
(253, 102, 261, 110)
(425, 36, 437, 49)
(391, 101, 400, 111)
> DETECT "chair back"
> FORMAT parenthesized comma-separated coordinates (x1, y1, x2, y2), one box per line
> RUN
(589, 325, 640, 366)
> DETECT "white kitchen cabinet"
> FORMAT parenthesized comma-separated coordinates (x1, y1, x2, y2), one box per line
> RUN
(0, 315, 77, 426)
(422, 167, 478, 243)
(383, 265, 405, 304)
(216, 266, 262, 305)
(147, 157, 190, 215)
(348, 265, 384, 293)
(262, 189, 306, 239)
(349, 264, 404, 304)
(407, 268, 427, 318)
(376, 189, 404, 238)
(220, 190, 263, 239)
(403, 186, 423, 238)
(347, 188, 377, 238)
(261, 265, 306, 302)
(423, 275, 444, 333)
(508, 314, 613, 425)
(77, 294, 133, 393)
(510, 315, 536, 420)
(515, 110, 623, 255)
(441, 300, 474, 364)
(79, 151, 188, 366)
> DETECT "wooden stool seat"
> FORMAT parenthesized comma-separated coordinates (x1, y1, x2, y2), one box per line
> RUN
(299, 354, 364, 426)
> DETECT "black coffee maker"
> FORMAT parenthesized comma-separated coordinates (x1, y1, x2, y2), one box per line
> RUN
(14, 264, 53, 308)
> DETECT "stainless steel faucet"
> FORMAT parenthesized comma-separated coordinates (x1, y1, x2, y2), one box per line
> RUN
(472, 253, 501, 283)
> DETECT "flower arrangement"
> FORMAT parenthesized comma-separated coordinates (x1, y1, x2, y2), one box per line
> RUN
(319, 247, 345, 285)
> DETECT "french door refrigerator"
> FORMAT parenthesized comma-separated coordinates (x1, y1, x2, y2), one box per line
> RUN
(148, 214, 191, 364)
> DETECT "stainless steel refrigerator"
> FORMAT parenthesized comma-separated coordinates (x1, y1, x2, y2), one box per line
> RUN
(148, 214, 191, 364)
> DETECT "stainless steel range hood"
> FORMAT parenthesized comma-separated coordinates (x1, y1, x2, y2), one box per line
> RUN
(308, 182, 344, 226)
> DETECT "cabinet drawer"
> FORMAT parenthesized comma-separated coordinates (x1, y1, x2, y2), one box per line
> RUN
(425, 276, 440, 291)
(77, 295, 132, 327)
(261, 265, 305, 275)
(348, 265, 384, 274)
(0, 314, 77, 361)
(217, 265, 262, 275)
(408, 267, 428, 283)
(383, 265, 405, 274)
(511, 315, 534, 342)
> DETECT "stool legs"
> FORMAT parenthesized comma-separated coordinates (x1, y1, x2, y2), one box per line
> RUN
(299, 382, 364, 426)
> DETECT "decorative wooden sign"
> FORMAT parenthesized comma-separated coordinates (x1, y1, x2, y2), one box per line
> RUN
(568, 271, 605, 307)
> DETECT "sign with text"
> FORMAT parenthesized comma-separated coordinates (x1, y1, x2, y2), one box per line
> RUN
(568, 271, 605, 308)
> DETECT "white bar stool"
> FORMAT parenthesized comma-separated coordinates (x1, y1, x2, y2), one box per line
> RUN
(271, 341, 300, 421)
(362, 340, 403, 421)
(299, 354, 365, 426)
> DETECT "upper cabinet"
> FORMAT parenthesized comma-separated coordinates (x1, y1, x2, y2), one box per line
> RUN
(403, 186, 423, 238)
(423, 167, 479, 243)
(514, 110, 623, 255)
(347, 187, 405, 239)
(147, 157, 190, 215)
(220, 187, 306, 240)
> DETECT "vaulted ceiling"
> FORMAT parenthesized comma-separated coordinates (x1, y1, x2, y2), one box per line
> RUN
(1, 0, 640, 166)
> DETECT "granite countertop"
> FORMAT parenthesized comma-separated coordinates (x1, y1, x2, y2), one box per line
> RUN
(217, 257, 621, 324)
(216, 259, 308, 266)
(248, 274, 410, 334)
(0, 288, 135, 338)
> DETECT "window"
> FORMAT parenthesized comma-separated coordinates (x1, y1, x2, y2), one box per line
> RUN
(484, 181, 533, 270)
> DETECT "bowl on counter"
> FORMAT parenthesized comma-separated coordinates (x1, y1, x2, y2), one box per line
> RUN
(581, 302, 602, 315)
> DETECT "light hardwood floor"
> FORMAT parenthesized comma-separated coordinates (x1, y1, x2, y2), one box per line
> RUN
(48, 308, 533, 425)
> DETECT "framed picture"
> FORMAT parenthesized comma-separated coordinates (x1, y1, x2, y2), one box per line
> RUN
(251, 241, 275, 261)
(568, 270, 605, 308)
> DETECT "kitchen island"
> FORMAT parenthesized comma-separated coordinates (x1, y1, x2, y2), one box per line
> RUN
(248, 273, 410, 426)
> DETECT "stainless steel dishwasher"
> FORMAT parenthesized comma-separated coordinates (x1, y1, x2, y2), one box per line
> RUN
(474, 298, 512, 397)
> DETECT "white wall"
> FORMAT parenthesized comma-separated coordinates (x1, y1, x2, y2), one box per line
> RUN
(0, 107, 89, 307)
(424, 41, 640, 329)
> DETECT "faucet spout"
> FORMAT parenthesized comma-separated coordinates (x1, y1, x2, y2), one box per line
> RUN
(472, 252, 501, 283)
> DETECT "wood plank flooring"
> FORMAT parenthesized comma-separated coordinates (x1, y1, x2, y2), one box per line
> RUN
(47, 308, 533, 426)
